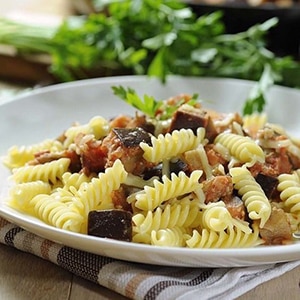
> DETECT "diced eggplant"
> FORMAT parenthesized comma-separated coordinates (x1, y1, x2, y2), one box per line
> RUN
(113, 127, 152, 148)
(143, 160, 188, 181)
(102, 127, 154, 175)
(88, 209, 133, 242)
(169, 104, 218, 142)
(143, 163, 162, 180)
(170, 159, 189, 175)
(255, 173, 278, 199)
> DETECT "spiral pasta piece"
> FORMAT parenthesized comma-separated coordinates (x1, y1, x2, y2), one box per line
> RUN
(134, 170, 203, 211)
(230, 166, 271, 228)
(9, 181, 52, 211)
(277, 171, 300, 213)
(29, 194, 84, 233)
(2, 139, 64, 169)
(201, 202, 251, 233)
(140, 128, 205, 163)
(76, 159, 128, 215)
(286, 212, 300, 232)
(133, 197, 201, 235)
(214, 132, 265, 166)
(62, 172, 92, 191)
(185, 223, 263, 248)
(12, 158, 71, 185)
(51, 188, 84, 208)
(242, 113, 267, 137)
(151, 227, 187, 247)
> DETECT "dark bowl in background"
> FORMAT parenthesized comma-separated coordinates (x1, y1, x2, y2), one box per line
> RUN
(186, 2, 300, 59)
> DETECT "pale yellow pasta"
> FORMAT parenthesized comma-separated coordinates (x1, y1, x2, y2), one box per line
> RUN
(76, 159, 128, 215)
(132, 197, 201, 237)
(134, 170, 203, 211)
(277, 171, 300, 213)
(140, 128, 205, 163)
(201, 202, 251, 233)
(286, 212, 300, 232)
(29, 193, 84, 233)
(9, 180, 52, 211)
(2, 139, 64, 170)
(242, 113, 267, 135)
(231, 121, 244, 136)
(124, 173, 159, 189)
(63, 116, 109, 147)
(51, 188, 84, 208)
(230, 166, 271, 228)
(132, 231, 152, 244)
(214, 132, 265, 166)
(150, 227, 187, 247)
(12, 158, 71, 185)
(185, 223, 263, 248)
(62, 172, 92, 191)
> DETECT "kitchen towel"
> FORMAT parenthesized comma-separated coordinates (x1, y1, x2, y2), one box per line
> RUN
(0, 216, 299, 300)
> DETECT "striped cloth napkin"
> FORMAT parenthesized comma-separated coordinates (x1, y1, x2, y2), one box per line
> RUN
(0, 217, 299, 300)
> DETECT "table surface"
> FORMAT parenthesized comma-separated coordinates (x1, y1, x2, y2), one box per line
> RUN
(2, 242, 300, 300)
(1, 1, 300, 298)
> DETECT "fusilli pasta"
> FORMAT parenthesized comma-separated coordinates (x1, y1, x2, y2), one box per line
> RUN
(132, 197, 201, 237)
(140, 128, 205, 163)
(278, 171, 300, 213)
(3, 139, 64, 169)
(151, 227, 187, 247)
(29, 193, 84, 233)
(230, 166, 271, 228)
(185, 223, 263, 248)
(134, 170, 203, 211)
(76, 159, 128, 214)
(9, 180, 52, 211)
(214, 132, 265, 166)
(12, 158, 70, 185)
(201, 202, 251, 233)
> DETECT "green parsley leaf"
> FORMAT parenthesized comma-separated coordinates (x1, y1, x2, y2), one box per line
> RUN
(112, 86, 162, 118)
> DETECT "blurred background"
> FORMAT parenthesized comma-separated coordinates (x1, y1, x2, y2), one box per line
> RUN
(0, 0, 299, 86)
(0, 0, 73, 84)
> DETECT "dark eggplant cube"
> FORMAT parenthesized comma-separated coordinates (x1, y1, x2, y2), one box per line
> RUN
(170, 159, 188, 175)
(256, 173, 279, 199)
(113, 127, 151, 148)
(169, 106, 207, 133)
(169, 105, 217, 142)
(88, 209, 133, 242)
(143, 163, 162, 180)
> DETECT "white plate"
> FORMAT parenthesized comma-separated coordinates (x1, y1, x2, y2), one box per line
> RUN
(1, 75, 300, 268)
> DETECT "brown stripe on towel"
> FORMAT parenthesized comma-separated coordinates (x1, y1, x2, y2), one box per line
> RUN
(40, 239, 57, 260)
(143, 269, 213, 299)
(125, 273, 154, 299)
(3, 225, 24, 247)
(0, 217, 10, 228)
(56, 246, 115, 283)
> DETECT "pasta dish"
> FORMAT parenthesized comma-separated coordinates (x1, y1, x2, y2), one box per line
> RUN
(3, 87, 300, 248)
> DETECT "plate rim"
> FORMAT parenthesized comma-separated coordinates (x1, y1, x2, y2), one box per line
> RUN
(1, 75, 300, 267)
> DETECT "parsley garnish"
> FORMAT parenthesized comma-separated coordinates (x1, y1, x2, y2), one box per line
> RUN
(112, 86, 162, 118)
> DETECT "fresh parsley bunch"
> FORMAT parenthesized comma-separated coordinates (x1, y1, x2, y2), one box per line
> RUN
(49, 0, 300, 114)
